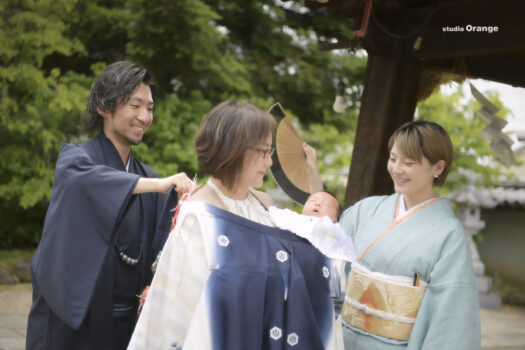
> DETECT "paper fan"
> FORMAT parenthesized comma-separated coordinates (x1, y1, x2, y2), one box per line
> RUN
(268, 103, 311, 205)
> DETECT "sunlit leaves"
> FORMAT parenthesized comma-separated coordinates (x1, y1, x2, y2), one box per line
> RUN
(417, 87, 509, 195)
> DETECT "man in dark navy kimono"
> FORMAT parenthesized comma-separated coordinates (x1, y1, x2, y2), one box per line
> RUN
(26, 61, 194, 350)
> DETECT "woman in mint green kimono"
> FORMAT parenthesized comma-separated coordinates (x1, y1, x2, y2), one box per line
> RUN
(340, 121, 481, 349)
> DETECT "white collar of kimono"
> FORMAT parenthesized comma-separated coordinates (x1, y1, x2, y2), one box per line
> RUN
(396, 194, 437, 220)
(207, 179, 273, 226)
(125, 156, 130, 172)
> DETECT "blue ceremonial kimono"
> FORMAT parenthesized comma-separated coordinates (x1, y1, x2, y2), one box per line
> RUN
(339, 194, 481, 349)
(26, 133, 177, 350)
(128, 201, 343, 350)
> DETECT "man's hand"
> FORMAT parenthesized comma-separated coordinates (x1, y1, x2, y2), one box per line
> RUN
(133, 172, 195, 195)
(162, 172, 195, 194)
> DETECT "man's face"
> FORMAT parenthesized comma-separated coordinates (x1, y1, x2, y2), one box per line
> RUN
(302, 192, 339, 222)
(100, 83, 154, 149)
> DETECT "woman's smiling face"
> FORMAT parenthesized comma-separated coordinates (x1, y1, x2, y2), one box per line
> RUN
(387, 142, 438, 200)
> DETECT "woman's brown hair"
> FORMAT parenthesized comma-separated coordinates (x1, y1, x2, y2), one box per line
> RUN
(195, 101, 276, 190)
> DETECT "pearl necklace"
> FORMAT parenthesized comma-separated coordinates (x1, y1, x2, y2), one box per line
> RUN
(207, 179, 273, 226)
(207, 178, 250, 214)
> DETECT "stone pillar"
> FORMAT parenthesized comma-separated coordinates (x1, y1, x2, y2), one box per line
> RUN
(343, 39, 420, 208)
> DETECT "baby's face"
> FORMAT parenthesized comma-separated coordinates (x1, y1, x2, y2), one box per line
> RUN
(302, 192, 339, 222)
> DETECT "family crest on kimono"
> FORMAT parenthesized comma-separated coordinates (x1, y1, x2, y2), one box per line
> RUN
(26, 61, 193, 350)
(128, 101, 345, 350)
(339, 121, 481, 349)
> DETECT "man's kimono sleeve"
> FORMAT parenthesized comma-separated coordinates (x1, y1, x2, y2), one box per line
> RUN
(32, 143, 140, 329)
(408, 221, 481, 350)
(127, 205, 211, 350)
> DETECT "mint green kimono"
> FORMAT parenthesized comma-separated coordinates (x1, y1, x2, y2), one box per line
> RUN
(340, 194, 481, 350)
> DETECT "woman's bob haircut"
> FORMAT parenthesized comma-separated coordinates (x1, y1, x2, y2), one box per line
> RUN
(195, 101, 276, 190)
(388, 120, 453, 186)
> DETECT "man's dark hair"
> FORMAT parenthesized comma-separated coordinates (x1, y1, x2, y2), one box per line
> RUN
(82, 61, 158, 132)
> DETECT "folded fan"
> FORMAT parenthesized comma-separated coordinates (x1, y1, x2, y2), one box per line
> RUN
(268, 103, 311, 205)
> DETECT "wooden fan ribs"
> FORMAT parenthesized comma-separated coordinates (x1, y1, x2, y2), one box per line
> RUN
(276, 117, 309, 193)
(268, 102, 311, 204)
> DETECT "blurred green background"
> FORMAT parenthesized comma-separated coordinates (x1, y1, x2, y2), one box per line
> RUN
(0, 0, 510, 248)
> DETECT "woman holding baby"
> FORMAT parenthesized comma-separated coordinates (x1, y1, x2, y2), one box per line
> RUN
(128, 101, 343, 350)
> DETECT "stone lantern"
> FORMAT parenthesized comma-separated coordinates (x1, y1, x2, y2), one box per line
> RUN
(449, 173, 501, 309)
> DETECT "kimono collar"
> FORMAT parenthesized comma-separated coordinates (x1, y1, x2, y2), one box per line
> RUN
(358, 195, 443, 263)
(94, 132, 133, 172)
(396, 194, 438, 221)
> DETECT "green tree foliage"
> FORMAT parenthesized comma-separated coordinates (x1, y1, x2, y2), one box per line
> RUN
(0, 0, 93, 247)
(0, 0, 365, 247)
(127, 0, 252, 100)
(209, 1, 363, 127)
(42, 0, 132, 74)
(417, 86, 511, 195)
(1, 0, 508, 248)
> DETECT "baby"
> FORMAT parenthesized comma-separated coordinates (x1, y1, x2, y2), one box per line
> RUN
(302, 190, 342, 223)
(269, 191, 356, 262)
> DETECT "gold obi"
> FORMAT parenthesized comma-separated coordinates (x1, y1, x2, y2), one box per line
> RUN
(341, 263, 427, 341)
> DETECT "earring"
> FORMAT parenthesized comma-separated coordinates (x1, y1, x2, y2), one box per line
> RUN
(434, 175, 438, 179)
